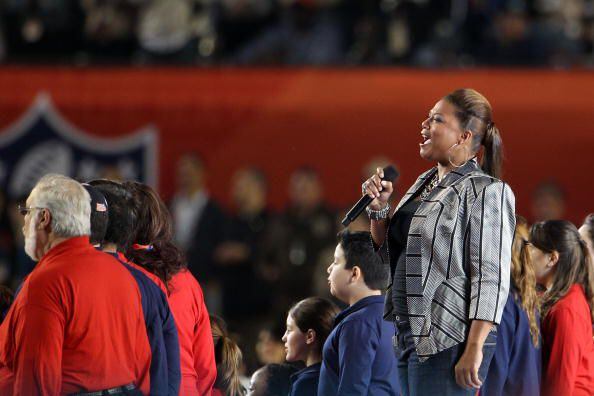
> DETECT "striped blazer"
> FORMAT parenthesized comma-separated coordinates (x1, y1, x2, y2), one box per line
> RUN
(381, 159, 515, 361)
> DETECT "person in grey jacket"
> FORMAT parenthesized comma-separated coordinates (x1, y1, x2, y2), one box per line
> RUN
(362, 88, 516, 396)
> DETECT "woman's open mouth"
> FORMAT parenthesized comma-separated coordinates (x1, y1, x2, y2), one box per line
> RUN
(420, 135, 432, 146)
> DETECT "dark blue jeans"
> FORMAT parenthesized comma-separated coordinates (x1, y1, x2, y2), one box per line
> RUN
(394, 320, 497, 396)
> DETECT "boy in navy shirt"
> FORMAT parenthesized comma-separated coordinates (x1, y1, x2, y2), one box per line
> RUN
(319, 231, 400, 396)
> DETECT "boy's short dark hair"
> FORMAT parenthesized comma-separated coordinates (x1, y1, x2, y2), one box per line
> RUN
(338, 230, 388, 291)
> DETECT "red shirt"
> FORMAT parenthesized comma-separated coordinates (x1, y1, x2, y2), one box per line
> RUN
(0, 237, 152, 395)
(168, 270, 216, 396)
(117, 252, 167, 294)
(542, 284, 594, 396)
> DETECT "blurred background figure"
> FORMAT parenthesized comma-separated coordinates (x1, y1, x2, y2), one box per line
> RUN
(0, 0, 592, 66)
(170, 153, 227, 313)
(233, 0, 344, 65)
(216, 166, 271, 322)
(264, 166, 336, 316)
(215, 166, 275, 378)
(531, 180, 566, 222)
(254, 320, 287, 368)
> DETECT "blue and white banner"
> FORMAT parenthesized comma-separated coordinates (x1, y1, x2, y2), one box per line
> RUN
(0, 93, 158, 199)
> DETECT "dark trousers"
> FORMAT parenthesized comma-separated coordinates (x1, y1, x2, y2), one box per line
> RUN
(394, 320, 497, 396)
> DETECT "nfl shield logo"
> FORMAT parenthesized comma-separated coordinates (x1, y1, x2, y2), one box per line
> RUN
(0, 93, 158, 199)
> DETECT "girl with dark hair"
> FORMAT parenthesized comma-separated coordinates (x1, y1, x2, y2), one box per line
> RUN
(282, 297, 339, 396)
(481, 216, 541, 396)
(123, 181, 217, 396)
(528, 220, 594, 396)
(210, 315, 246, 396)
(363, 88, 516, 395)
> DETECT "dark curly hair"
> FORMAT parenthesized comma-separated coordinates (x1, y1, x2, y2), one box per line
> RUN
(123, 181, 186, 286)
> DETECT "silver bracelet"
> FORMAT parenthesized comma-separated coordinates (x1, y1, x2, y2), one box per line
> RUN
(366, 202, 390, 220)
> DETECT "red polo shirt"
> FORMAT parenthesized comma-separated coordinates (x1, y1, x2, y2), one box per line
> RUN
(168, 270, 216, 396)
(542, 284, 594, 396)
(0, 237, 151, 395)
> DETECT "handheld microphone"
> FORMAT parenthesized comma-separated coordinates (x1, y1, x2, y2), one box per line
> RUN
(341, 165, 399, 227)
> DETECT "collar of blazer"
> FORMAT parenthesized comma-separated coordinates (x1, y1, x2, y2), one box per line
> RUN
(393, 158, 481, 215)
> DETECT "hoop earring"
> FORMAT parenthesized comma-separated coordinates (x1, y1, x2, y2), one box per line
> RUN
(447, 143, 470, 168)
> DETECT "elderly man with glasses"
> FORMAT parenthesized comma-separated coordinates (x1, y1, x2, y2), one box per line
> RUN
(0, 174, 151, 395)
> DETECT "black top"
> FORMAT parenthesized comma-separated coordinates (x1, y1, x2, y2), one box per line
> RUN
(389, 198, 422, 317)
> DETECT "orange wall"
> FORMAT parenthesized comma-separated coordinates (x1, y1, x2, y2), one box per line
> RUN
(0, 67, 592, 223)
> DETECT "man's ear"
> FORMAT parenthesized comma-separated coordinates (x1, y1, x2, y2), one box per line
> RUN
(38, 209, 52, 231)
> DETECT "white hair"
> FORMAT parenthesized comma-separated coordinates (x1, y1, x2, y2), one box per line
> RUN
(29, 174, 91, 238)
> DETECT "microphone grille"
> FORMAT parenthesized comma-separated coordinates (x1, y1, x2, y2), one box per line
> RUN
(382, 165, 399, 182)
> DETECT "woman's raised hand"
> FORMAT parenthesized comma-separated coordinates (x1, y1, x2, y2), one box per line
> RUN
(362, 167, 394, 211)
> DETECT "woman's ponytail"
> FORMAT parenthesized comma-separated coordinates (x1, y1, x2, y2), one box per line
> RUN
(578, 238, 594, 322)
(481, 122, 503, 179)
(211, 315, 246, 396)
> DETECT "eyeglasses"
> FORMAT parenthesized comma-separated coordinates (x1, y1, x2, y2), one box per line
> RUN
(17, 205, 45, 216)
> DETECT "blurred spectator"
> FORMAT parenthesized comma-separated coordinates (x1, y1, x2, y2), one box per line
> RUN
(233, 0, 344, 65)
(255, 320, 287, 366)
(0, 0, 593, 66)
(0, 0, 84, 63)
(136, 0, 215, 64)
(81, 0, 138, 63)
(170, 153, 226, 312)
(247, 363, 298, 396)
(530, 180, 566, 222)
(264, 166, 336, 314)
(216, 167, 271, 321)
(215, 0, 277, 57)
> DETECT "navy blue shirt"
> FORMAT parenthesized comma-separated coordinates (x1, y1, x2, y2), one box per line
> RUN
(108, 253, 181, 396)
(481, 289, 541, 396)
(318, 295, 400, 396)
(289, 362, 321, 396)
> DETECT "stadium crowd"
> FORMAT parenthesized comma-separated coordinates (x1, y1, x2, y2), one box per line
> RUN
(0, 0, 593, 67)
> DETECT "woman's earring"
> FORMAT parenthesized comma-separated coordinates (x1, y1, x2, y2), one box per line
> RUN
(447, 143, 470, 168)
